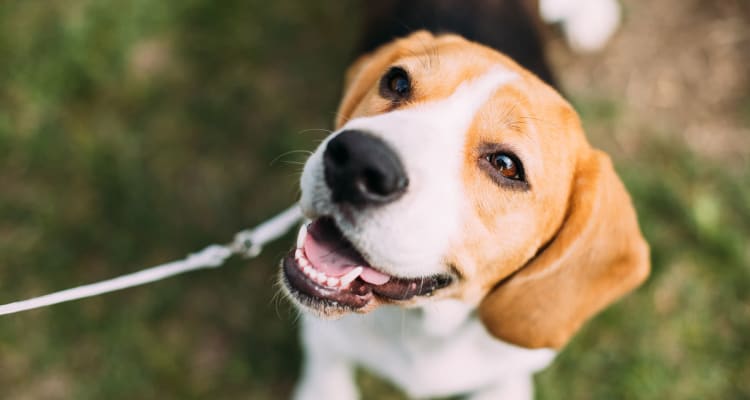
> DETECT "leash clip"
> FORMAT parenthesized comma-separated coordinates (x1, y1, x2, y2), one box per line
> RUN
(231, 204, 304, 259)
(231, 229, 263, 258)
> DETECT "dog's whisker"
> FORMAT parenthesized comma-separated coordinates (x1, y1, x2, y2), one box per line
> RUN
(297, 128, 334, 135)
(270, 150, 313, 166)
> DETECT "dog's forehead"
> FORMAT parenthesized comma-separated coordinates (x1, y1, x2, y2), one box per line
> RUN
(401, 42, 528, 100)
(396, 44, 509, 94)
(403, 67, 521, 125)
(343, 66, 523, 157)
(339, 33, 571, 131)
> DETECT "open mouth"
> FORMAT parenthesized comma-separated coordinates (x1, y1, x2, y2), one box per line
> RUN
(281, 217, 453, 312)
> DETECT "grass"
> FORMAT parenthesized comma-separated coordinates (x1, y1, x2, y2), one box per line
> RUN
(0, 1, 748, 399)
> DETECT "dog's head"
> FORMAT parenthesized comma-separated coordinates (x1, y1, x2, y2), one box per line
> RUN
(280, 31, 649, 349)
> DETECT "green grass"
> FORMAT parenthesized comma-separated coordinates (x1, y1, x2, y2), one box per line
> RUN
(1, 1, 748, 399)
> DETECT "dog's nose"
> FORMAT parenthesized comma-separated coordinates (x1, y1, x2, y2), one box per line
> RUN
(323, 130, 408, 206)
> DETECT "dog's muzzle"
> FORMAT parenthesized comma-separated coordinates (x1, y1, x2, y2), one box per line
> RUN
(280, 125, 457, 314)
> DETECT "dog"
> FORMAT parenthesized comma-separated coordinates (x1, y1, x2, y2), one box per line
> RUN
(280, 1, 649, 399)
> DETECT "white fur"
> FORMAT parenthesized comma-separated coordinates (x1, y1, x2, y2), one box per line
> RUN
(294, 69, 557, 399)
(295, 302, 556, 400)
(540, 0, 621, 52)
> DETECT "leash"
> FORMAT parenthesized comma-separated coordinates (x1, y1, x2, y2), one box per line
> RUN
(0, 204, 303, 316)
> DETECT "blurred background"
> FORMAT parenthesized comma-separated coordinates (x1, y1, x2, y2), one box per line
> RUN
(0, 0, 748, 398)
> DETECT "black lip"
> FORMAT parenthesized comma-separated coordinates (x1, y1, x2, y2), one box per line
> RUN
(370, 273, 453, 300)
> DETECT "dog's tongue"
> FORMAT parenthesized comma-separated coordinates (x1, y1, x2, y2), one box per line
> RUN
(303, 219, 391, 285)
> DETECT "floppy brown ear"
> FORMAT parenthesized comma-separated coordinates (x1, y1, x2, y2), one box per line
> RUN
(334, 53, 373, 128)
(343, 54, 372, 94)
(335, 35, 404, 129)
(479, 150, 650, 349)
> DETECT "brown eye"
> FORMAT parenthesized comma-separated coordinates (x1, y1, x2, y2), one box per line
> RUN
(487, 152, 524, 181)
(380, 66, 411, 101)
(479, 145, 529, 190)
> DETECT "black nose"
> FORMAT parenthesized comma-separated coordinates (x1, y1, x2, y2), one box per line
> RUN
(323, 130, 408, 206)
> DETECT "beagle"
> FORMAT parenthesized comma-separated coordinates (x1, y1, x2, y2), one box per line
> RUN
(280, 1, 648, 399)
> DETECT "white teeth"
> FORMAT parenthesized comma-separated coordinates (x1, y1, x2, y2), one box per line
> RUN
(293, 242, 355, 288)
(296, 224, 308, 248)
(339, 267, 363, 288)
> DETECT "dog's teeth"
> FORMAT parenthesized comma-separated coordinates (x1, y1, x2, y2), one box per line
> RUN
(299, 257, 310, 268)
(315, 273, 328, 285)
(326, 277, 339, 287)
(296, 224, 308, 248)
(339, 267, 363, 287)
(303, 265, 314, 275)
(294, 249, 304, 260)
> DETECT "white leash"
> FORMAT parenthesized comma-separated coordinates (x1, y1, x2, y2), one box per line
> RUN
(0, 204, 303, 316)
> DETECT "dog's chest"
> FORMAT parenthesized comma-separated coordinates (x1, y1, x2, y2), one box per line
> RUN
(302, 301, 556, 398)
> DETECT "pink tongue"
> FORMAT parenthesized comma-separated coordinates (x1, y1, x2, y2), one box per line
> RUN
(303, 222, 391, 285)
(360, 268, 391, 285)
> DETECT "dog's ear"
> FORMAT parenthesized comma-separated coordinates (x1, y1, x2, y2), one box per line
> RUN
(334, 53, 374, 128)
(478, 150, 650, 349)
(343, 54, 372, 96)
(335, 49, 384, 129)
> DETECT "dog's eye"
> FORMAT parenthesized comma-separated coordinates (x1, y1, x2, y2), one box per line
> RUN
(388, 72, 410, 96)
(486, 152, 524, 181)
(380, 66, 411, 101)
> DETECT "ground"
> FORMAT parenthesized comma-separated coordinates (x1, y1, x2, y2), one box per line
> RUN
(0, 0, 748, 399)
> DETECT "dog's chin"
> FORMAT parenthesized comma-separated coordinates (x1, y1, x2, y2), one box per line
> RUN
(279, 216, 454, 318)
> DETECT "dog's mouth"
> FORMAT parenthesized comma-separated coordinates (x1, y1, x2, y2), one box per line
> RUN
(280, 217, 453, 313)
